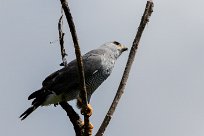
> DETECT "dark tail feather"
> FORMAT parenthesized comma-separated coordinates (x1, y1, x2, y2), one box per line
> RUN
(28, 88, 43, 100)
(21, 88, 50, 120)
(20, 104, 40, 120)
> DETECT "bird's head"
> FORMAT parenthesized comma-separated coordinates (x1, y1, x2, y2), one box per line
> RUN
(101, 41, 128, 59)
(112, 41, 128, 52)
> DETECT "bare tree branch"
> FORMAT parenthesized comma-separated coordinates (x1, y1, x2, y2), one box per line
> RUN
(59, 0, 91, 135)
(57, 15, 84, 136)
(60, 102, 84, 136)
(95, 1, 154, 136)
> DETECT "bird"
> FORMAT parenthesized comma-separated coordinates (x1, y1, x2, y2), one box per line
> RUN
(20, 41, 128, 120)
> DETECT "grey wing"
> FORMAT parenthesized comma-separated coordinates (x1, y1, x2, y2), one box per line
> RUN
(28, 64, 79, 100)
(42, 62, 79, 95)
(83, 51, 104, 78)
(42, 49, 104, 95)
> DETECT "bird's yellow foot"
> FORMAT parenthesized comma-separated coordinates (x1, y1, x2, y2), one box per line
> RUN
(81, 104, 93, 117)
(89, 122, 94, 129)
(81, 122, 94, 129)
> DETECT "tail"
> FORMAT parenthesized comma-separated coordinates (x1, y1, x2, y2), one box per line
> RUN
(19, 104, 40, 120)
(20, 88, 49, 120)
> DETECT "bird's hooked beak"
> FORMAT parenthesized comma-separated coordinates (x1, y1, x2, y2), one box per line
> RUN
(121, 45, 128, 52)
(112, 41, 128, 52)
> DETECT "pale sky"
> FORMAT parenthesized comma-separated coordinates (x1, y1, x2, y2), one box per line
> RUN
(1, 0, 204, 136)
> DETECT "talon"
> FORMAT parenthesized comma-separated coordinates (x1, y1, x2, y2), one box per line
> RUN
(82, 122, 94, 129)
(88, 122, 94, 129)
(81, 104, 93, 117)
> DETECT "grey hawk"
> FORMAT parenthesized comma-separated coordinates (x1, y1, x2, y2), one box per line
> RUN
(20, 41, 128, 120)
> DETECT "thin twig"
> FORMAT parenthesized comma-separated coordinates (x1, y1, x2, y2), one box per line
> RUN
(58, 15, 67, 66)
(95, 1, 154, 136)
(57, 14, 84, 135)
(59, 0, 91, 135)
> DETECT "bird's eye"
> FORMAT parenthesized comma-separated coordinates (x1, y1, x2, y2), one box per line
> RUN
(113, 41, 120, 45)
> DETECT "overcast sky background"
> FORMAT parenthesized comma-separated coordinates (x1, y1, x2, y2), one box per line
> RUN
(1, 0, 204, 136)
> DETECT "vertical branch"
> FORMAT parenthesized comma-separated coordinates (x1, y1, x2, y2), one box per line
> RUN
(59, 0, 91, 135)
(95, 1, 154, 136)
(57, 15, 83, 136)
